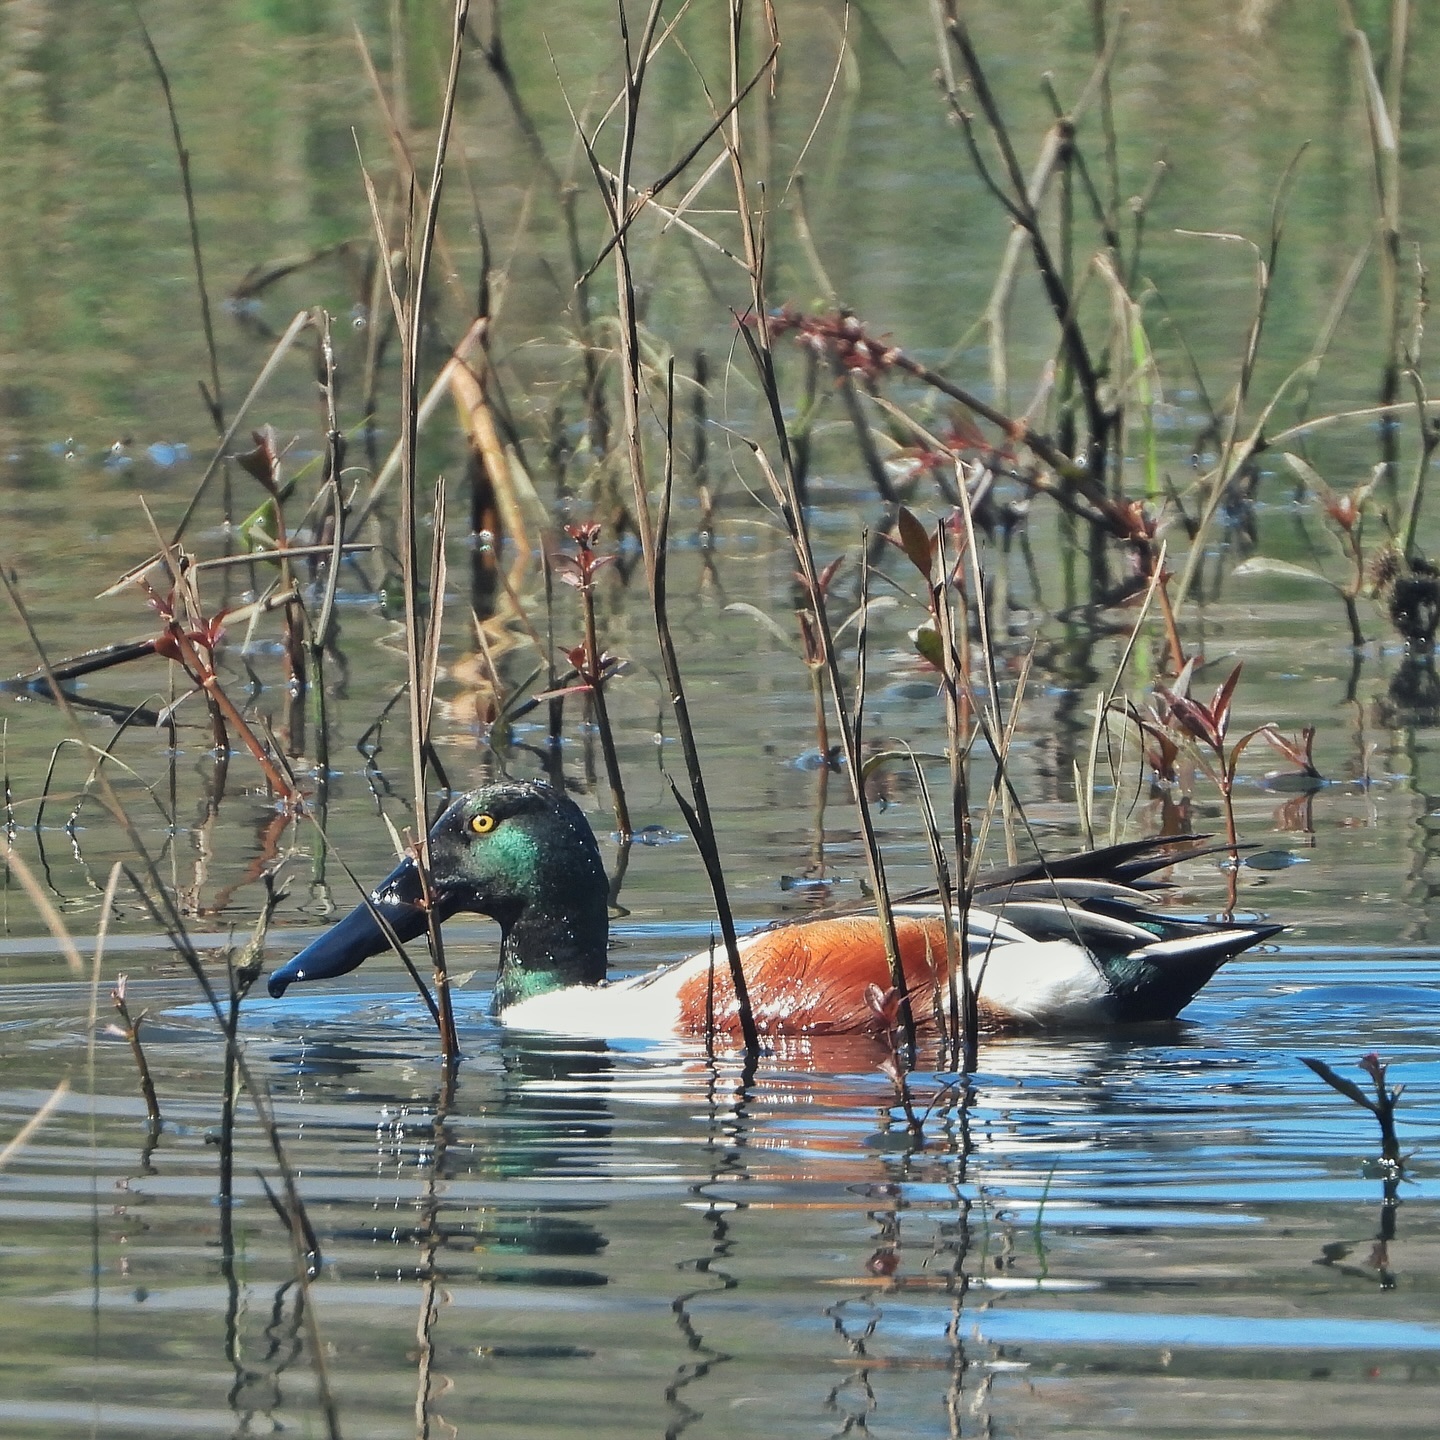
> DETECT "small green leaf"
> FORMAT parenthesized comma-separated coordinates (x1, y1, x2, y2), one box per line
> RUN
(239, 498, 280, 555)
(912, 622, 942, 668)
(1280, 452, 1328, 493)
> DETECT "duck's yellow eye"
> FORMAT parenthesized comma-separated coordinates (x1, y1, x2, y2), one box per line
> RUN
(470, 813, 497, 835)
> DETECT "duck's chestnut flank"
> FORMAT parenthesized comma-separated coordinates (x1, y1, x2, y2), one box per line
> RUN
(268, 780, 1281, 1040)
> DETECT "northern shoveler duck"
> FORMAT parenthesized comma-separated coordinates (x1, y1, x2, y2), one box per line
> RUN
(267, 779, 1281, 1038)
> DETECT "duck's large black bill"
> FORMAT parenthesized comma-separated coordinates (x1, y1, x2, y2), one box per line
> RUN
(268, 858, 451, 998)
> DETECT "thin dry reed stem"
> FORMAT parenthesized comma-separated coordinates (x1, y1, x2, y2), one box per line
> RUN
(135, 15, 226, 439)
(721, 0, 914, 1047)
(555, 8, 762, 1047)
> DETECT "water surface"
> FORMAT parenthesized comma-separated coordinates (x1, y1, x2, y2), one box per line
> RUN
(3, 4, 1440, 1437)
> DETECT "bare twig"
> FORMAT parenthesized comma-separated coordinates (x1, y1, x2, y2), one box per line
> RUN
(109, 974, 162, 1127)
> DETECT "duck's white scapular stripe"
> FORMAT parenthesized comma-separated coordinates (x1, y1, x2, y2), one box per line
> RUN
(1131, 930, 1265, 963)
(505, 925, 807, 1038)
(891, 902, 1034, 947)
(984, 877, 1152, 904)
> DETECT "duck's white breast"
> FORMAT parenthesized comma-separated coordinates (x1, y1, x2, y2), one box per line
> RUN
(498, 953, 704, 1040)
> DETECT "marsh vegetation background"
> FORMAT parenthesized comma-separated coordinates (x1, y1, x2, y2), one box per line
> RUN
(2, 2, 1440, 1437)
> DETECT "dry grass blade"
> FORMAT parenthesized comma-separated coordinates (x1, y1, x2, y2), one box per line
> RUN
(311, 307, 348, 660)
(423, 479, 449, 757)
(408, 1, 470, 362)
(163, 309, 312, 555)
(1290, 236, 1373, 424)
(1087, 548, 1167, 843)
(385, 0, 471, 1062)
(0, 1081, 70, 1171)
(1340, 2, 1403, 400)
(908, 753, 958, 1054)
(932, 522, 975, 1068)
(86, 861, 124, 1101)
(653, 366, 757, 1050)
(1, 846, 86, 977)
(781, 2, 854, 200)
(952, 464, 1021, 863)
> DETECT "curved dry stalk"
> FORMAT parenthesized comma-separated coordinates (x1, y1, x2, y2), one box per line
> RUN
(350, 19, 468, 312)
(1267, 398, 1440, 450)
(0, 1081, 69, 1171)
(655, 372, 757, 1049)
(1, 847, 85, 977)
(1399, 367, 1437, 560)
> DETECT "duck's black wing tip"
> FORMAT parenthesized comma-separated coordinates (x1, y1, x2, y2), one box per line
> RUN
(972, 833, 1219, 897)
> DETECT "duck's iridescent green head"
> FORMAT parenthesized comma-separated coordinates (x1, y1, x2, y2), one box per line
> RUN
(267, 780, 610, 1003)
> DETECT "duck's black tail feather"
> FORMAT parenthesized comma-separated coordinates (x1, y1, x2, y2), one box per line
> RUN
(971, 833, 1222, 897)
